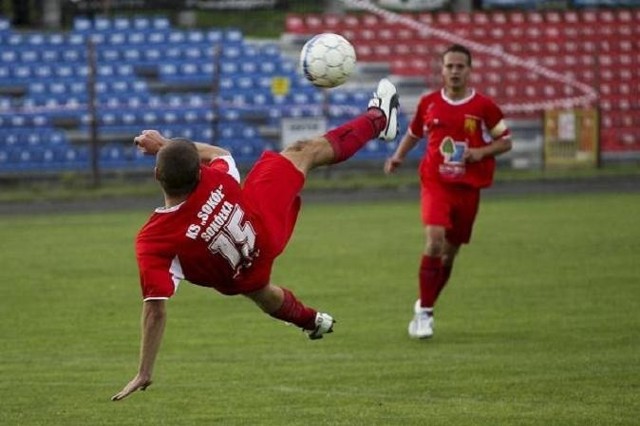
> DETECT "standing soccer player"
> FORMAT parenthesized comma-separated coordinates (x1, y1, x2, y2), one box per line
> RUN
(384, 44, 512, 339)
(111, 79, 399, 401)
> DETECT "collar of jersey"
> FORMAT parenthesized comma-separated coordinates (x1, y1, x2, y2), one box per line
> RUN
(155, 201, 185, 213)
(440, 88, 475, 105)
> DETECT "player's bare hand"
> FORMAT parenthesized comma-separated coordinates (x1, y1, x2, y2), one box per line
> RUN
(111, 374, 152, 401)
(384, 156, 403, 174)
(133, 130, 169, 155)
(463, 148, 484, 163)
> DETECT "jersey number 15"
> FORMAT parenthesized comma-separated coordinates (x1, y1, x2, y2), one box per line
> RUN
(208, 205, 257, 271)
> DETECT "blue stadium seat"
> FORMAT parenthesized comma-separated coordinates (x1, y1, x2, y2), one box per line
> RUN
(183, 46, 204, 60)
(100, 143, 130, 168)
(99, 111, 119, 126)
(205, 30, 223, 44)
(40, 48, 61, 63)
(0, 48, 17, 63)
(167, 31, 186, 44)
(141, 110, 160, 125)
(0, 96, 11, 109)
(126, 32, 146, 45)
(224, 29, 244, 44)
(258, 60, 279, 75)
(161, 109, 180, 125)
(222, 45, 243, 60)
(106, 32, 126, 45)
(164, 46, 182, 61)
(66, 33, 86, 45)
(73, 17, 92, 32)
(94, 17, 112, 32)
(151, 17, 171, 31)
(219, 61, 239, 75)
(0, 17, 10, 32)
(60, 146, 89, 169)
(146, 31, 167, 44)
(6, 33, 25, 45)
(197, 126, 216, 142)
(19, 49, 39, 63)
(122, 47, 143, 63)
(88, 33, 106, 44)
(158, 63, 178, 79)
(0, 131, 20, 147)
(132, 16, 151, 31)
(33, 64, 54, 78)
(0, 64, 12, 81)
(113, 17, 131, 32)
(12, 64, 33, 80)
(0, 147, 11, 170)
(43, 34, 64, 47)
(118, 110, 138, 126)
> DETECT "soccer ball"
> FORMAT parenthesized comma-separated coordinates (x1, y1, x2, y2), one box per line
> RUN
(300, 33, 357, 88)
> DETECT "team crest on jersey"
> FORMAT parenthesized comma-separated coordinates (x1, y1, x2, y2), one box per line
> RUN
(439, 136, 467, 164)
(464, 115, 479, 134)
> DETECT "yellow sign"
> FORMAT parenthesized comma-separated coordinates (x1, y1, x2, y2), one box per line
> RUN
(271, 77, 290, 96)
(544, 108, 599, 169)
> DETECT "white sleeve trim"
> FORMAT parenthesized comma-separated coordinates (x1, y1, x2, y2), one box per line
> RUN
(218, 155, 241, 183)
(490, 119, 509, 139)
(144, 296, 169, 301)
(170, 256, 183, 291)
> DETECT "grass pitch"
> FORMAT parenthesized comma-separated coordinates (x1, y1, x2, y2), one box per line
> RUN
(1, 192, 639, 425)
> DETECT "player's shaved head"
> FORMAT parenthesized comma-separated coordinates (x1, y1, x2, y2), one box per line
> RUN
(156, 139, 200, 197)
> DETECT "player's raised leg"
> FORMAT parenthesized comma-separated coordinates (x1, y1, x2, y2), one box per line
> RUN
(281, 78, 399, 175)
(242, 79, 400, 340)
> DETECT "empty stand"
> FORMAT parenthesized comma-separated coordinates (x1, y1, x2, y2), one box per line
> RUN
(284, 8, 639, 156)
(2, 15, 391, 174)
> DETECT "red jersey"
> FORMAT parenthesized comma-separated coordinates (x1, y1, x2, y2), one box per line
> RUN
(135, 156, 264, 300)
(409, 89, 510, 188)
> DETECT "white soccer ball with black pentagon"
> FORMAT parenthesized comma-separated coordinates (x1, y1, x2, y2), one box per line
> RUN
(300, 33, 356, 88)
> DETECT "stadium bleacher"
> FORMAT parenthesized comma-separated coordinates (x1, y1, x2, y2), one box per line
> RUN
(1, 14, 393, 174)
(285, 8, 639, 156)
(1, 5, 638, 175)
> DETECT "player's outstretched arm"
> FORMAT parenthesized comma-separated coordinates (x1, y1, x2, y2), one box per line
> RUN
(112, 300, 166, 401)
(192, 142, 230, 164)
(111, 373, 152, 402)
(133, 130, 170, 155)
(134, 130, 230, 162)
(385, 132, 420, 174)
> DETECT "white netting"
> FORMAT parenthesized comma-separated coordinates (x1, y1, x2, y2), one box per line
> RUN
(340, 0, 599, 113)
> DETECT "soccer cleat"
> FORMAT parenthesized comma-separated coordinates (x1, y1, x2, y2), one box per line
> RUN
(408, 300, 434, 339)
(307, 312, 335, 340)
(367, 78, 399, 141)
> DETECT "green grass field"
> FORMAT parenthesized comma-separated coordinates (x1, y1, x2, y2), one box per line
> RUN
(1, 192, 639, 425)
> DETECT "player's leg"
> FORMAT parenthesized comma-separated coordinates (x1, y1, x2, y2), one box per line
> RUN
(244, 283, 334, 340)
(409, 183, 451, 339)
(435, 240, 460, 300)
(417, 182, 452, 310)
(240, 78, 398, 340)
(433, 188, 480, 300)
(280, 78, 399, 175)
(408, 224, 444, 339)
(420, 224, 447, 307)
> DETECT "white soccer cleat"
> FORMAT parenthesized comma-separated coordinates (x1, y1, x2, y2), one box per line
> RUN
(408, 300, 434, 339)
(367, 78, 399, 141)
(307, 312, 335, 340)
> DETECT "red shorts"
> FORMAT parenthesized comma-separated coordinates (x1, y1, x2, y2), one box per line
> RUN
(420, 179, 480, 246)
(232, 151, 305, 293)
